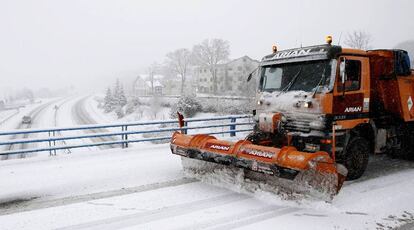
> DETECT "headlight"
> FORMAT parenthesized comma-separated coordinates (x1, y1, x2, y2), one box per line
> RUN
(304, 143, 320, 152)
(303, 101, 312, 108)
(309, 120, 324, 129)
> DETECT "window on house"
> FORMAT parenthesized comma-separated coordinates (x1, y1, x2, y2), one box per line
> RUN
(154, 86, 162, 95)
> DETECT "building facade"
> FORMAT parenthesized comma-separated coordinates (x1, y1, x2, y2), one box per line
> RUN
(132, 75, 164, 96)
(195, 56, 259, 96)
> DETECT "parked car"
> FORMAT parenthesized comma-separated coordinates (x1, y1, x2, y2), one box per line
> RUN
(22, 116, 32, 124)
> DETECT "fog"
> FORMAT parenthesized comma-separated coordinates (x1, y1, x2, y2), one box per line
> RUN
(0, 0, 413, 93)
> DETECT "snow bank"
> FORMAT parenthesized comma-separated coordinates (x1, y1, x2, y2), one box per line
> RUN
(1, 146, 414, 229)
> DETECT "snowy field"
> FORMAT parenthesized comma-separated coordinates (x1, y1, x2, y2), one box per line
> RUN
(1, 95, 414, 229)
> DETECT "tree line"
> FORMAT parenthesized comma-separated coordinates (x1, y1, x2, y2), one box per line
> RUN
(148, 38, 231, 96)
(151, 32, 374, 97)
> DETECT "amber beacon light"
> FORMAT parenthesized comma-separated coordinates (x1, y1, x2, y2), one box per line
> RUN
(272, 45, 278, 53)
(326, 35, 333, 45)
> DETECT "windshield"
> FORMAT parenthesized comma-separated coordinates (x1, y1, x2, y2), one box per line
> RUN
(260, 60, 333, 93)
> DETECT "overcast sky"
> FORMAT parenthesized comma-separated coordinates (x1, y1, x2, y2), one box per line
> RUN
(0, 0, 413, 92)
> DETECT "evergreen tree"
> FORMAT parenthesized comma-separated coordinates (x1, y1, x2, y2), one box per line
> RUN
(115, 106, 125, 118)
(113, 79, 120, 105)
(113, 78, 127, 107)
(103, 87, 114, 113)
(118, 85, 127, 107)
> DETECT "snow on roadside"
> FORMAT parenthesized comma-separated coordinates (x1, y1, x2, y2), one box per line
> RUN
(0, 99, 58, 149)
(55, 95, 114, 153)
(2, 96, 100, 157)
(0, 144, 414, 229)
(83, 94, 252, 146)
(85, 94, 251, 124)
(0, 144, 182, 201)
(83, 94, 115, 123)
(0, 101, 46, 131)
(0, 110, 18, 125)
(84, 94, 171, 124)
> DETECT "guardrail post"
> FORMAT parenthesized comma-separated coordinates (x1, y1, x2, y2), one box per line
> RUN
(52, 131, 56, 156)
(230, 118, 236, 137)
(183, 121, 188, 134)
(121, 126, 125, 148)
(125, 125, 128, 148)
(48, 131, 52, 156)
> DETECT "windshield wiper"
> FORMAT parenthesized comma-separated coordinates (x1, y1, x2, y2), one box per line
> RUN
(277, 67, 302, 96)
(311, 65, 327, 98)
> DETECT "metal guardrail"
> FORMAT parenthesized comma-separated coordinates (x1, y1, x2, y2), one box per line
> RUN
(0, 115, 254, 156)
(133, 95, 253, 100)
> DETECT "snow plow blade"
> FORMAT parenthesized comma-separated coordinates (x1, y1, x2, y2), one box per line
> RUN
(170, 132, 347, 198)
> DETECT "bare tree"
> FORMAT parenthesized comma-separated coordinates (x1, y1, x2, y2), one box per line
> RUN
(147, 62, 160, 95)
(344, 30, 372, 50)
(192, 38, 230, 94)
(165, 48, 191, 95)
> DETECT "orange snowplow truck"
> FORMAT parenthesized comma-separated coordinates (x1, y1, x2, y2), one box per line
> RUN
(170, 37, 413, 196)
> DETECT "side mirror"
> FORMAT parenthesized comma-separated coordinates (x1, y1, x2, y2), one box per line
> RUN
(247, 67, 259, 82)
(247, 73, 253, 82)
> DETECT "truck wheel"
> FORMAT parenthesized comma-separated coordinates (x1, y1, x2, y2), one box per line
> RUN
(390, 126, 414, 160)
(344, 136, 370, 180)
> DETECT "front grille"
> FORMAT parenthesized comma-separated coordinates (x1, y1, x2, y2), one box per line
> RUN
(282, 113, 325, 133)
(284, 119, 312, 132)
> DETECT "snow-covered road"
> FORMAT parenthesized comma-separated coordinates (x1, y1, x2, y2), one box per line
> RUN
(1, 143, 414, 230)
(1, 98, 66, 158)
(1, 96, 414, 229)
(71, 96, 119, 150)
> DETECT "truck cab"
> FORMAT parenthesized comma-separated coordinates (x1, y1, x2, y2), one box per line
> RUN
(252, 42, 413, 180)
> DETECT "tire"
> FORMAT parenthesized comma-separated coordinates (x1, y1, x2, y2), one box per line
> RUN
(343, 136, 370, 180)
(390, 125, 414, 160)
